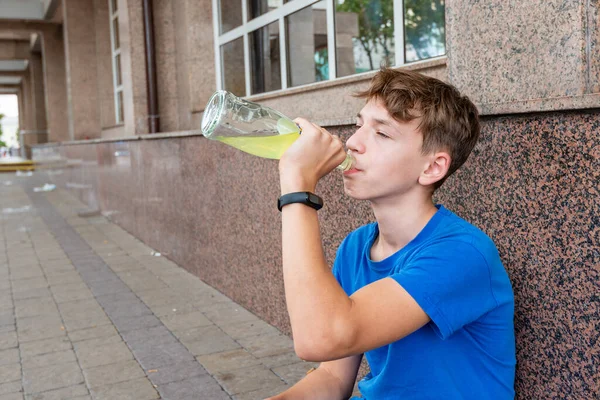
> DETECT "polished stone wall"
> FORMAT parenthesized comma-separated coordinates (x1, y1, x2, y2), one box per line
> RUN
(34, 109, 599, 398)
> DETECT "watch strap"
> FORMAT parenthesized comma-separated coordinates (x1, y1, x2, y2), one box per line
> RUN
(278, 192, 323, 212)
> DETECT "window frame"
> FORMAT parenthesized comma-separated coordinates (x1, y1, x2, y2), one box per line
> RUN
(108, 0, 124, 124)
(212, 0, 415, 96)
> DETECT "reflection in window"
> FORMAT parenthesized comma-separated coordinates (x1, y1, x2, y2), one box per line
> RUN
(248, 0, 285, 20)
(250, 22, 282, 94)
(220, 0, 243, 34)
(221, 37, 246, 96)
(404, 0, 445, 62)
(335, 0, 394, 77)
(286, 1, 329, 87)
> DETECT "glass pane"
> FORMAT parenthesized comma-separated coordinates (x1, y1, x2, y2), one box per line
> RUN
(117, 90, 124, 123)
(249, 22, 281, 95)
(219, 0, 243, 34)
(110, 0, 117, 13)
(285, 1, 329, 88)
(115, 54, 122, 86)
(221, 37, 246, 96)
(112, 18, 120, 50)
(335, 0, 394, 78)
(248, 0, 284, 20)
(404, 0, 445, 62)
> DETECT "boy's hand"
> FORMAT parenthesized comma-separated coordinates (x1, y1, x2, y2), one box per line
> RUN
(279, 118, 347, 194)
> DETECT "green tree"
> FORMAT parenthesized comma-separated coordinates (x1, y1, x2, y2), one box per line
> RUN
(0, 113, 7, 148)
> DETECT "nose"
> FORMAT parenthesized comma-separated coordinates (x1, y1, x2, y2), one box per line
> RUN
(346, 126, 365, 154)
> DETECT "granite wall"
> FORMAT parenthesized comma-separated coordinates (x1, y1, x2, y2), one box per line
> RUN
(34, 109, 599, 398)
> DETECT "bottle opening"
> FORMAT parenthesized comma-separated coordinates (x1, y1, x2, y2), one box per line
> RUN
(201, 90, 226, 138)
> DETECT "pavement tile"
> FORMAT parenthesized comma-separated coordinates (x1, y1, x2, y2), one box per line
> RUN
(149, 302, 199, 317)
(131, 340, 195, 370)
(72, 334, 122, 349)
(0, 380, 21, 395)
(145, 360, 207, 385)
(0, 349, 19, 366)
(57, 299, 106, 321)
(203, 303, 258, 326)
(0, 314, 15, 328)
(0, 364, 20, 384)
(237, 333, 294, 358)
(22, 361, 84, 394)
(52, 288, 93, 304)
(14, 299, 58, 319)
(271, 361, 318, 385)
(88, 279, 131, 296)
(89, 377, 159, 400)
(160, 311, 213, 332)
(96, 297, 151, 319)
(45, 273, 82, 287)
(219, 320, 280, 340)
(121, 325, 172, 345)
(82, 359, 145, 388)
(232, 385, 290, 400)
(75, 340, 133, 369)
(22, 350, 77, 371)
(23, 384, 88, 400)
(197, 349, 262, 373)
(111, 314, 162, 332)
(62, 314, 112, 332)
(8, 268, 44, 281)
(12, 288, 51, 302)
(214, 365, 284, 395)
(257, 351, 304, 369)
(157, 375, 231, 400)
(67, 324, 118, 343)
(0, 393, 24, 400)
(10, 278, 48, 293)
(176, 325, 241, 356)
(19, 337, 72, 359)
(0, 331, 17, 351)
(16, 315, 65, 343)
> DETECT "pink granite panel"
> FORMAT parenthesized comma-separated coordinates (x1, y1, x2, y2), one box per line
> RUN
(447, 0, 587, 105)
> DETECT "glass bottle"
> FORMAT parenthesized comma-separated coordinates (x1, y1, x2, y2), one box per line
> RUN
(201, 90, 355, 171)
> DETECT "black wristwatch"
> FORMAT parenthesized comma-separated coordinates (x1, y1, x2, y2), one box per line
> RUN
(278, 192, 323, 212)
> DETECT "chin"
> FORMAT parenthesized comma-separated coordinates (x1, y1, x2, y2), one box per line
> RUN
(343, 185, 371, 201)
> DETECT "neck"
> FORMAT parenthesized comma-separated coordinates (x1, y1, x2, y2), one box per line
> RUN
(370, 190, 438, 259)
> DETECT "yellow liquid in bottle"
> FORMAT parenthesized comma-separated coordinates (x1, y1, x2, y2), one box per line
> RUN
(215, 118, 300, 160)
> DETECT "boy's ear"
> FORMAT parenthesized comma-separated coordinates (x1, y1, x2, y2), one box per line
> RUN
(419, 152, 451, 187)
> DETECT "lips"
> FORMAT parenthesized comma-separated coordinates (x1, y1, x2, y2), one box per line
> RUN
(343, 167, 361, 176)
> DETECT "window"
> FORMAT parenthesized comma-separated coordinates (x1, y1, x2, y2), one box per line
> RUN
(109, 0, 124, 124)
(212, 0, 445, 96)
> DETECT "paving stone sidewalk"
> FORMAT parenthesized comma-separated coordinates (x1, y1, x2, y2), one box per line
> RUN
(0, 173, 317, 400)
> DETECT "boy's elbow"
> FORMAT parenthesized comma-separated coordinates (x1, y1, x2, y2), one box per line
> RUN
(293, 321, 357, 362)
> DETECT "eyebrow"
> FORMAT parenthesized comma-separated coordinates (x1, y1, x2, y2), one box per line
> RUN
(356, 112, 395, 127)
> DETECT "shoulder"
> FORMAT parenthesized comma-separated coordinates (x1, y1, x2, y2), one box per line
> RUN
(429, 207, 500, 263)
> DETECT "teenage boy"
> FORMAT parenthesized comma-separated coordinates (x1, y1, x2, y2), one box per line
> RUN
(270, 68, 516, 399)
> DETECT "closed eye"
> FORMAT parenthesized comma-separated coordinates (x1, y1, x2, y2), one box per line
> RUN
(377, 132, 390, 139)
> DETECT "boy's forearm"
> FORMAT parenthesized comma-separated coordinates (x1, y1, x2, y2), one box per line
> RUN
(281, 203, 353, 358)
(268, 367, 347, 400)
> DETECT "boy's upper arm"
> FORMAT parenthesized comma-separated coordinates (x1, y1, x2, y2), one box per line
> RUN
(318, 354, 363, 398)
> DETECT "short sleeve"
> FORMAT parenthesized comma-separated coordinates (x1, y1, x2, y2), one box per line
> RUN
(391, 240, 498, 340)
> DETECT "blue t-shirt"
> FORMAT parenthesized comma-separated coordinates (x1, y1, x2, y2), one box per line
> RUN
(333, 205, 516, 400)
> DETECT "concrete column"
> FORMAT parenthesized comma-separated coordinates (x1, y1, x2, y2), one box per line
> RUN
(93, 0, 117, 130)
(185, 0, 216, 128)
(29, 53, 47, 133)
(63, 0, 101, 140)
(20, 71, 32, 132)
(119, 0, 148, 135)
(40, 24, 70, 142)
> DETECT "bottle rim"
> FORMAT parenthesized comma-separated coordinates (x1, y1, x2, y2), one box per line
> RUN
(201, 90, 227, 137)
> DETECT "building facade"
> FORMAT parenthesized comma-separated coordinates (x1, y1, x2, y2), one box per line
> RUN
(0, 0, 598, 397)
